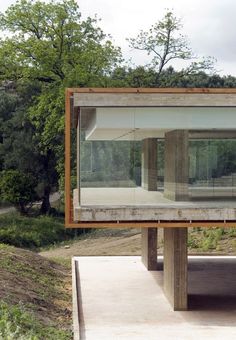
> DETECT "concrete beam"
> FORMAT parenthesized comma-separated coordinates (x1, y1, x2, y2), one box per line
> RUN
(74, 92, 236, 107)
(141, 228, 158, 270)
(190, 130, 236, 139)
(142, 138, 157, 191)
(163, 227, 188, 311)
(164, 130, 189, 201)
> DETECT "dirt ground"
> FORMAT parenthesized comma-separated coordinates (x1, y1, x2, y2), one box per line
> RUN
(40, 227, 236, 259)
(41, 229, 143, 258)
(0, 244, 72, 329)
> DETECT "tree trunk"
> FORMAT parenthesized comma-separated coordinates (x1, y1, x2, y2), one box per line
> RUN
(18, 202, 27, 215)
(40, 186, 51, 214)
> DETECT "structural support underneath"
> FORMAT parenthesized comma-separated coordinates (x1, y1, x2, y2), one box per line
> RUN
(141, 228, 158, 270)
(163, 227, 188, 311)
(141, 138, 157, 191)
(164, 130, 189, 201)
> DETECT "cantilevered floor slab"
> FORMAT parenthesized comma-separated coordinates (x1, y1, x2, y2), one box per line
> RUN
(73, 188, 236, 222)
(73, 256, 236, 340)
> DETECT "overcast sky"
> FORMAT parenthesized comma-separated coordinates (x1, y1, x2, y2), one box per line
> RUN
(0, 0, 235, 76)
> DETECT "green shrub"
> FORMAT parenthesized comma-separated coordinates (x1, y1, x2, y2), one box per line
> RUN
(0, 170, 38, 214)
(228, 228, 236, 237)
(0, 213, 79, 249)
(199, 227, 225, 251)
(187, 236, 198, 249)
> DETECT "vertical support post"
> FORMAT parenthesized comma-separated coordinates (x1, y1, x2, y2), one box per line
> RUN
(163, 227, 188, 311)
(141, 228, 158, 270)
(164, 130, 189, 201)
(142, 138, 157, 191)
(65, 90, 73, 226)
(76, 112, 80, 204)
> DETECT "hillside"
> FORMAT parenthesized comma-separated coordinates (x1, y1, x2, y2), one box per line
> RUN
(0, 243, 72, 339)
(41, 227, 236, 259)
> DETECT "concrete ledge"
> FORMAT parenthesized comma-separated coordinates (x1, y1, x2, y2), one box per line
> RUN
(74, 205, 236, 222)
(72, 258, 80, 339)
(73, 188, 236, 222)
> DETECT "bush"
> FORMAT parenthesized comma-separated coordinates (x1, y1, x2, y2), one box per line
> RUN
(0, 170, 38, 214)
(0, 213, 78, 250)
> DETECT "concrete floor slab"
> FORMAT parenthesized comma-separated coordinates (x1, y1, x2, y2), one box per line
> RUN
(73, 188, 236, 222)
(73, 256, 236, 340)
(79, 187, 236, 206)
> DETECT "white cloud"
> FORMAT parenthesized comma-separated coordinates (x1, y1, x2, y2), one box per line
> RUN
(78, 0, 236, 75)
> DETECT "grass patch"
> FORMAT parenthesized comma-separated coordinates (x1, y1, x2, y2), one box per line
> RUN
(0, 301, 71, 340)
(0, 244, 72, 339)
(0, 212, 82, 250)
(188, 227, 236, 253)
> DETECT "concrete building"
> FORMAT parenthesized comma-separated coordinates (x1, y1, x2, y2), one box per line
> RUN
(65, 88, 236, 311)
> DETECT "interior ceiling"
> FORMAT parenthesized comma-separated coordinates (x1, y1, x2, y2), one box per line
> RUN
(79, 107, 236, 141)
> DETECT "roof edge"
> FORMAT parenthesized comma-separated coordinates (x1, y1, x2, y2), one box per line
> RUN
(67, 87, 236, 94)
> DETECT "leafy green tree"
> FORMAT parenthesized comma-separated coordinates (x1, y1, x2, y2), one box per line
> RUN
(0, 86, 59, 214)
(0, 91, 19, 171)
(0, 0, 121, 85)
(110, 64, 236, 88)
(0, 0, 122, 213)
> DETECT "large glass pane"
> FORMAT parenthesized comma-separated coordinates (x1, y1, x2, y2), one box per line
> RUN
(189, 139, 236, 199)
(79, 109, 139, 205)
(78, 107, 236, 207)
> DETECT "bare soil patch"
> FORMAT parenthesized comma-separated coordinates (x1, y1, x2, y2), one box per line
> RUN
(0, 244, 72, 330)
(40, 227, 236, 259)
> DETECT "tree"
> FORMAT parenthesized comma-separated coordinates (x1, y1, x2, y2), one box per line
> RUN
(127, 10, 215, 82)
(0, 0, 122, 85)
(0, 86, 59, 214)
(0, 91, 19, 171)
(0, 0, 122, 213)
(0, 170, 38, 214)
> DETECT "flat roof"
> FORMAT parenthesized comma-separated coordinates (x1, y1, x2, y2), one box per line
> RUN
(68, 87, 236, 94)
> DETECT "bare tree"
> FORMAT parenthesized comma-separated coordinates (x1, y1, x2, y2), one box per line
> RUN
(127, 11, 215, 81)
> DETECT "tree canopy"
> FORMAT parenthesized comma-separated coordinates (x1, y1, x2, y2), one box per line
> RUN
(127, 11, 215, 82)
(0, 0, 123, 213)
(0, 0, 122, 85)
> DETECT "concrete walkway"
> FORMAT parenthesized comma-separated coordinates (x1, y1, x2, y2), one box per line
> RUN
(73, 256, 236, 340)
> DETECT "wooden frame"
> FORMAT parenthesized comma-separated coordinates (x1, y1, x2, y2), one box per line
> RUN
(65, 88, 236, 228)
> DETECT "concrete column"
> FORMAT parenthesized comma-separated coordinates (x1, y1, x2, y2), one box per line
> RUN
(164, 130, 189, 201)
(141, 138, 157, 191)
(141, 228, 158, 270)
(163, 227, 188, 311)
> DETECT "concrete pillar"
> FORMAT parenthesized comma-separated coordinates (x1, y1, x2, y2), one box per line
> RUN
(141, 228, 158, 270)
(163, 227, 188, 311)
(164, 130, 189, 201)
(141, 138, 157, 191)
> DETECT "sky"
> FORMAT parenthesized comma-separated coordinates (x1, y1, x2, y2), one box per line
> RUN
(0, 0, 235, 76)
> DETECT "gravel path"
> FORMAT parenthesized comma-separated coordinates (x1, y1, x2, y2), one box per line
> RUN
(0, 206, 15, 215)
